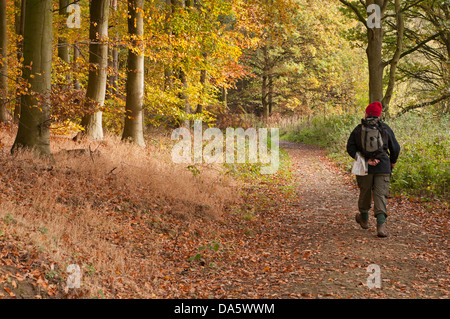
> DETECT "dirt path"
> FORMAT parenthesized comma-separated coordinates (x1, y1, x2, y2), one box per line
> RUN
(1, 139, 447, 299)
(158, 140, 448, 299)
(261, 140, 449, 298)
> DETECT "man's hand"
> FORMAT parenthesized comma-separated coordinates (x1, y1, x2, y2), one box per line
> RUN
(391, 162, 396, 170)
(368, 159, 380, 166)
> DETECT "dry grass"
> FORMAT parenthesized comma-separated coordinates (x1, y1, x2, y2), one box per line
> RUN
(0, 125, 240, 298)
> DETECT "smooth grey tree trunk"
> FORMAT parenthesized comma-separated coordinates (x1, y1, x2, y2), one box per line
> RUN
(122, 0, 145, 146)
(0, 0, 9, 122)
(173, 0, 191, 127)
(11, 0, 52, 156)
(58, 0, 70, 63)
(58, 0, 71, 89)
(79, 0, 109, 141)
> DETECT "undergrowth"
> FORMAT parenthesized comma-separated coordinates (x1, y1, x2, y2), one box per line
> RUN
(280, 112, 449, 200)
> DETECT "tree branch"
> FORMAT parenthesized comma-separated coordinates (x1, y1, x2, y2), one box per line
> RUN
(397, 94, 450, 116)
(339, 0, 368, 28)
(400, 0, 426, 14)
(383, 30, 444, 67)
(382, 0, 404, 111)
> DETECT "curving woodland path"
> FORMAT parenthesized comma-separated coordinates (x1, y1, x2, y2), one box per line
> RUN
(173, 140, 449, 299)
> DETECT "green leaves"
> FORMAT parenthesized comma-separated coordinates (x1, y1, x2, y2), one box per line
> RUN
(188, 240, 222, 268)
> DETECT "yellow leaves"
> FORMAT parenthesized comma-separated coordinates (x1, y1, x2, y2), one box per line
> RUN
(307, 45, 317, 57)
(306, 76, 320, 89)
(50, 120, 84, 136)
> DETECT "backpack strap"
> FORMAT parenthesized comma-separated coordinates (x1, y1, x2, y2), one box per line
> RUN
(355, 124, 363, 151)
(380, 123, 389, 153)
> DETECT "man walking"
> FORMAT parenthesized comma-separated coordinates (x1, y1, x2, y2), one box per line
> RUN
(347, 102, 401, 237)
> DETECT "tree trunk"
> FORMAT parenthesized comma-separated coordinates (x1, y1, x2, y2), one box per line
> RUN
(174, 0, 191, 127)
(107, 45, 118, 98)
(221, 86, 227, 108)
(163, 0, 173, 92)
(366, 0, 385, 106)
(195, 1, 207, 115)
(73, 44, 81, 90)
(340, 0, 388, 111)
(196, 69, 206, 114)
(107, 0, 118, 99)
(180, 67, 191, 127)
(11, 0, 52, 156)
(122, 0, 145, 146)
(0, 0, 9, 122)
(268, 73, 273, 115)
(261, 74, 268, 119)
(381, 0, 404, 116)
(58, 0, 70, 63)
(79, 0, 109, 141)
(196, 52, 207, 114)
(58, 0, 70, 88)
(443, 2, 449, 113)
(13, 0, 25, 122)
(366, 34, 384, 104)
(261, 45, 269, 120)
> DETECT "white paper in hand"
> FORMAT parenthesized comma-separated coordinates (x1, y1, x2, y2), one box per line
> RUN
(351, 152, 368, 176)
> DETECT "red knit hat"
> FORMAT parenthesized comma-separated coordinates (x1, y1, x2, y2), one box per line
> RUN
(365, 102, 382, 117)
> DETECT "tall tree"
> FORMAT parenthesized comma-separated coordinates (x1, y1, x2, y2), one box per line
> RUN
(337, 0, 449, 116)
(107, 0, 118, 100)
(176, 0, 192, 127)
(57, 0, 71, 90)
(339, 0, 390, 111)
(73, 43, 81, 90)
(122, 0, 145, 146)
(11, 0, 53, 156)
(229, 0, 365, 118)
(13, 0, 25, 122)
(78, 0, 110, 140)
(163, 0, 173, 92)
(0, 0, 8, 122)
(58, 0, 70, 64)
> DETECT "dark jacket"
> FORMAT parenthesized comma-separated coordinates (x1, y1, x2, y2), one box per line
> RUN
(347, 117, 401, 174)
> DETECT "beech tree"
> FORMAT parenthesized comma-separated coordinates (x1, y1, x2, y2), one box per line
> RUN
(13, 0, 25, 122)
(78, 0, 110, 140)
(58, 0, 71, 65)
(107, 0, 119, 100)
(229, 0, 365, 118)
(122, 0, 145, 146)
(0, 0, 8, 122)
(11, 0, 53, 156)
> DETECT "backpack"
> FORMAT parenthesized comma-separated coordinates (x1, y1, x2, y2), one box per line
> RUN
(356, 117, 389, 159)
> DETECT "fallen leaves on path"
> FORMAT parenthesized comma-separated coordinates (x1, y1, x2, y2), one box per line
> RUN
(0, 135, 448, 299)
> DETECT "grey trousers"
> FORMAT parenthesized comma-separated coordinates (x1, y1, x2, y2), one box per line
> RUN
(356, 174, 391, 218)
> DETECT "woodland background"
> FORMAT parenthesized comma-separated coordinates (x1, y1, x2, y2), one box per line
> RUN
(0, 0, 448, 299)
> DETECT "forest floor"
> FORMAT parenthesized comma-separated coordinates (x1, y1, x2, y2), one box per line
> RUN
(0, 131, 448, 299)
(157, 140, 448, 299)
